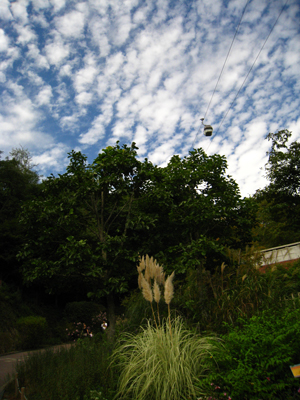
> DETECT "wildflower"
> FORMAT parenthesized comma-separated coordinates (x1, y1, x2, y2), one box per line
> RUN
(298, 388, 300, 393)
(266, 377, 271, 381)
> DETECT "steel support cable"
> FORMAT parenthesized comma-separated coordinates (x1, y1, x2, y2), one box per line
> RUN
(210, 0, 289, 146)
(203, 0, 251, 121)
(192, 0, 251, 149)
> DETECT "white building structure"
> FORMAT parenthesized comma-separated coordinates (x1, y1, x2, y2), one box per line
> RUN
(259, 241, 300, 270)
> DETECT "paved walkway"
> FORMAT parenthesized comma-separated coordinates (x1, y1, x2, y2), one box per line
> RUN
(0, 344, 73, 387)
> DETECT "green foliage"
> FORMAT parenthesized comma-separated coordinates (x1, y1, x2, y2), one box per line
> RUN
(265, 130, 300, 195)
(204, 305, 300, 399)
(140, 148, 252, 271)
(253, 129, 300, 247)
(16, 340, 115, 400)
(16, 316, 48, 349)
(112, 318, 218, 400)
(175, 249, 300, 333)
(17, 142, 157, 339)
(0, 148, 39, 283)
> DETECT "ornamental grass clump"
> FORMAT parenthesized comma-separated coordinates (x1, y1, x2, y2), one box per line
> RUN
(112, 255, 217, 400)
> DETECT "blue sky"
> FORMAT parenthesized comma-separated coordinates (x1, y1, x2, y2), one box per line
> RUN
(0, 0, 299, 196)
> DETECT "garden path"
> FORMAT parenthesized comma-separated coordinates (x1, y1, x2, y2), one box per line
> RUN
(0, 344, 73, 387)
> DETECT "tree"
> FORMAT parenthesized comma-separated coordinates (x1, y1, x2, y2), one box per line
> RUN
(137, 148, 253, 273)
(18, 143, 250, 338)
(253, 129, 300, 247)
(18, 143, 155, 339)
(0, 148, 39, 283)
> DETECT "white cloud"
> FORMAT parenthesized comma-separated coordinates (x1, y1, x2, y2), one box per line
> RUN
(36, 85, 53, 105)
(45, 35, 69, 66)
(32, 143, 70, 175)
(0, 29, 9, 52)
(0, 0, 12, 20)
(0, 0, 299, 200)
(74, 58, 98, 93)
(49, 0, 66, 12)
(55, 8, 86, 38)
(16, 25, 37, 44)
(75, 91, 93, 105)
(79, 114, 106, 145)
(27, 44, 49, 69)
(10, 0, 29, 23)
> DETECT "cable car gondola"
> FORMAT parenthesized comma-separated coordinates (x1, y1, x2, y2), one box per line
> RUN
(200, 118, 213, 137)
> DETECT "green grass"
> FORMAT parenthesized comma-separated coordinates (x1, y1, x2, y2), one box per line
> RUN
(112, 317, 219, 400)
(15, 338, 115, 400)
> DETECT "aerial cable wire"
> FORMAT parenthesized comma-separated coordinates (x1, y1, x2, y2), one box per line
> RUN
(203, 0, 251, 121)
(208, 0, 289, 148)
(192, 0, 251, 149)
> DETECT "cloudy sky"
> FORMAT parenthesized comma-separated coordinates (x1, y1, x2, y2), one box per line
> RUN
(1, 0, 299, 197)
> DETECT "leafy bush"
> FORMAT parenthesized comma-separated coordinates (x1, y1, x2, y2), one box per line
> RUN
(16, 315, 48, 349)
(204, 305, 300, 399)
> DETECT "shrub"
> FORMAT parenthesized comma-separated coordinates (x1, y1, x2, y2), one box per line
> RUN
(204, 305, 300, 399)
(16, 315, 48, 349)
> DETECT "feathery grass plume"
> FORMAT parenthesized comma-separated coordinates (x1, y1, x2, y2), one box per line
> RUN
(138, 272, 142, 289)
(153, 280, 161, 325)
(144, 260, 151, 284)
(112, 317, 218, 400)
(164, 271, 175, 339)
(164, 271, 175, 305)
(149, 257, 156, 279)
(153, 280, 161, 303)
(156, 265, 165, 285)
(221, 262, 226, 273)
(145, 254, 150, 270)
(140, 273, 158, 328)
(139, 256, 146, 272)
(140, 274, 153, 303)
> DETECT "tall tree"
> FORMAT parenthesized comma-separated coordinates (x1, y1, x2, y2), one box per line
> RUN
(18, 143, 155, 339)
(132, 148, 252, 273)
(253, 129, 300, 247)
(0, 148, 39, 283)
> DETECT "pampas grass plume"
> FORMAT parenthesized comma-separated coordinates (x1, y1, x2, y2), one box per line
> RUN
(141, 274, 153, 302)
(164, 271, 175, 305)
(153, 280, 161, 303)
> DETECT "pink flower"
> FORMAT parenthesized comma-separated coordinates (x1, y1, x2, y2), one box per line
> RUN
(298, 388, 300, 393)
(266, 377, 271, 381)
